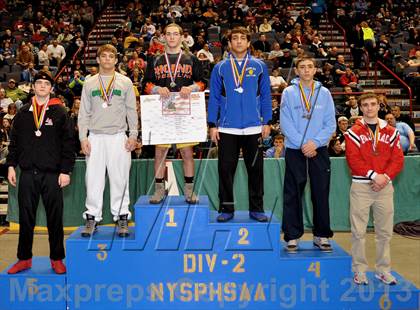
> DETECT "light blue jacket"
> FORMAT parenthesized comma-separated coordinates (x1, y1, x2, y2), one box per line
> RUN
(280, 78, 336, 149)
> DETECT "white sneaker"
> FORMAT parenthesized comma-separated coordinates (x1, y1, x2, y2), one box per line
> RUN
(285, 239, 299, 253)
(313, 236, 333, 252)
(375, 271, 397, 285)
(354, 272, 369, 285)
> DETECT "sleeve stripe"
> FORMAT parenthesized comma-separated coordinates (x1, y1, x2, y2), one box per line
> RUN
(389, 130, 398, 146)
(346, 129, 361, 147)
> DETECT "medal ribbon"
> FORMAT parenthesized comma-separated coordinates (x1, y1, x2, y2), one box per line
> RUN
(32, 96, 49, 131)
(366, 122, 380, 152)
(299, 81, 315, 113)
(98, 73, 116, 104)
(164, 51, 182, 86)
(230, 53, 249, 89)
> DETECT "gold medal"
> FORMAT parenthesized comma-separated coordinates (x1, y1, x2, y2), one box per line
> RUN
(230, 53, 249, 93)
(299, 81, 315, 116)
(32, 97, 48, 138)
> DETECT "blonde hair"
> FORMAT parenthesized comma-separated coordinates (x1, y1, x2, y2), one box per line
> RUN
(358, 92, 379, 106)
(97, 44, 117, 57)
(163, 23, 183, 35)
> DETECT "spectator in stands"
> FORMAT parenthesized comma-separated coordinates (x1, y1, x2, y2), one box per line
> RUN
(229, 8, 243, 27)
(336, 116, 349, 144)
(0, 41, 15, 65)
(147, 37, 165, 56)
(270, 68, 287, 93)
(310, 0, 327, 29)
(326, 46, 339, 66)
(124, 32, 139, 49)
(1, 29, 15, 45)
(128, 51, 146, 72)
(68, 70, 85, 97)
(265, 134, 285, 158)
(57, 27, 74, 45)
(37, 43, 50, 67)
(3, 102, 17, 121)
(259, 18, 272, 33)
(0, 88, 13, 114)
(268, 42, 283, 68)
(291, 30, 306, 47)
(1, 117, 11, 146)
(71, 59, 86, 76)
(385, 113, 416, 154)
(407, 50, 420, 68)
(272, 98, 280, 125)
(377, 94, 391, 119)
(328, 137, 345, 157)
(247, 19, 259, 34)
(348, 23, 365, 69)
(197, 44, 215, 64)
(5, 79, 27, 103)
(21, 62, 38, 83)
(310, 35, 328, 58)
(339, 66, 360, 90)
(391, 105, 415, 132)
(334, 54, 347, 83)
(69, 98, 81, 156)
(47, 40, 66, 67)
(13, 17, 25, 32)
(191, 35, 206, 54)
(376, 34, 392, 65)
(16, 44, 34, 69)
(344, 95, 363, 122)
(360, 21, 376, 61)
(182, 29, 195, 48)
(203, 6, 218, 20)
(252, 34, 270, 53)
(54, 76, 74, 106)
(281, 33, 293, 50)
(79, 1, 94, 26)
(85, 66, 98, 81)
(130, 67, 143, 93)
(278, 49, 293, 68)
(317, 65, 334, 89)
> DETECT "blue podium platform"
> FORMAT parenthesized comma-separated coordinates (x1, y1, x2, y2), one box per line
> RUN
(0, 257, 66, 310)
(1, 195, 419, 310)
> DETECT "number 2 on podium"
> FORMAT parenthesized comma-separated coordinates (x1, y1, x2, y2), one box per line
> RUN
(308, 261, 321, 278)
(166, 208, 177, 227)
(238, 228, 250, 245)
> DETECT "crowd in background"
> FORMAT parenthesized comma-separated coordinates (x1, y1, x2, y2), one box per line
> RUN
(0, 0, 418, 174)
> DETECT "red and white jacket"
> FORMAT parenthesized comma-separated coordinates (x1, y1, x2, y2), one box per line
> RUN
(345, 118, 404, 183)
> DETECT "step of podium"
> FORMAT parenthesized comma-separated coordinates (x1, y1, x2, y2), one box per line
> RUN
(1, 195, 418, 309)
(346, 272, 419, 310)
(0, 257, 66, 310)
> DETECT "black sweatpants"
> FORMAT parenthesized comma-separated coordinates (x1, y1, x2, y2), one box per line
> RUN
(218, 132, 264, 214)
(282, 147, 333, 242)
(17, 170, 65, 260)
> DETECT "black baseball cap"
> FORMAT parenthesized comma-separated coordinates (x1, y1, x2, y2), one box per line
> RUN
(33, 71, 54, 84)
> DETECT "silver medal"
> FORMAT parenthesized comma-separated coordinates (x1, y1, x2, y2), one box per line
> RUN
(170, 82, 177, 88)
(35, 130, 42, 137)
(102, 102, 108, 108)
(235, 87, 244, 93)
